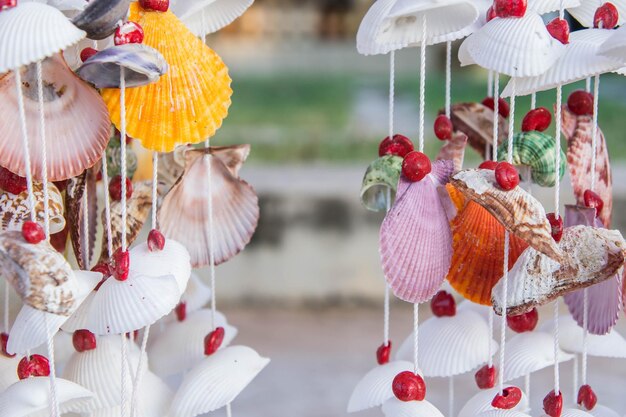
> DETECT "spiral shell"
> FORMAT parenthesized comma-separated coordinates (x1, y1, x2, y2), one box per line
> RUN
(0, 182, 64, 235)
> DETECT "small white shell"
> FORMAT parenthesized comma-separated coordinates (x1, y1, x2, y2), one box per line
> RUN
(381, 397, 444, 417)
(129, 240, 191, 295)
(347, 360, 415, 413)
(458, 387, 530, 417)
(170, 345, 269, 417)
(589, 405, 621, 417)
(528, 0, 580, 14)
(599, 25, 626, 64)
(567, 0, 626, 28)
(539, 409, 595, 417)
(171, 0, 254, 36)
(478, 411, 533, 417)
(503, 331, 573, 382)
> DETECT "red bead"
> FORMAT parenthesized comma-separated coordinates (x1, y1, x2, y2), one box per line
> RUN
(433, 115, 453, 140)
(22, 221, 45, 244)
(507, 308, 539, 333)
(546, 213, 563, 242)
(147, 229, 165, 252)
(546, 18, 570, 44)
(486, 5, 497, 21)
(108, 175, 133, 202)
(376, 341, 392, 365)
(80, 47, 98, 62)
(73, 329, 97, 352)
(494, 0, 527, 18)
(17, 354, 50, 380)
(0, 0, 17, 11)
(402, 152, 431, 182)
(111, 248, 130, 281)
(482, 97, 510, 118)
(577, 384, 598, 411)
(521, 107, 552, 132)
(492, 386, 522, 409)
(475, 365, 496, 389)
(583, 190, 604, 218)
(0, 333, 14, 358)
(479, 160, 498, 170)
(0, 166, 27, 195)
(392, 371, 426, 402)
(543, 390, 563, 417)
(594, 2, 619, 29)
(379, 135, 415, 158)
(495, 162, 519, 191)
(139, 0, 170, 11)
(114, 21, 144, 45)
(430, 290, 456, 317)
(567, 90, 594, 116)
(204, 327, 225, 356)
(175, 302, 187, 322)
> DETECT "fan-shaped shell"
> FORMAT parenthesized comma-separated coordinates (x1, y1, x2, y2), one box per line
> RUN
(492, 226, 626, 316)
(503, 331, 573, 381)
(450, 103, 508, 159)
(496, 131, 566, 187)
(478, 411, 533, 417)
(129, 240, 191, 294)
(171, 0, 254, 36)
(436, 131, 468, 172)
(0, 54, 110, 182)
(528, 0, 580, 14)
(360, 155, 403, 212)
(396, 310, 498, 376)
(458, 387, 529, 417)
(66, 168, 98, 270)
(451, 169, 563, 261)
(0, 2, 85, 73)
(159, 146, 259, 268)
(599, 25, 626, 63)
(567, 0, 626, 27)
(21, 0, 88, 11)
(347, 361, 415, 413)
(0, 181, 64, 234)
(460, 12, 564, 77)
(380, 160, 454, 303)
(101, 3, 232, 152)
(382, 397, 444, 417)
(170, 345, 269, 417)
(447, 200, 528, 305)
(540, 409, 595, 417)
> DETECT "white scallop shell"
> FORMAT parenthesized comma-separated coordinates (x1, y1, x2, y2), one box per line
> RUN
(458, 387, 530, 417)
(502, 29, 622, 97)
(129, 240, 191, 294)
(61, 290, 95, 333)
(0, 2, 85, 73)
(0, 355, 20, 392)
(171, 0, 254, 36)
(0, 376, 94, 417)
(180, 272, 211, 313)
(457, 300, 493, 323)
(567, 0, 626, 28)
(347, 360, 415, 413)
(599, 25, 626, 64)
(382, 397, 444, 417)
(0, 182, 65, 235)
(503, 331, 573, 382)
(539, 409, 595, 417)
(460, 12, 565, 77)
(528, 0, 580, 14)
(478, 410, 533, 417)
(147, 309, 238, 378)
(21, 0, 88, 11)
(589, 405, 621, 417)
(169, 345, 269, 417)
(395, 310, 498, 377)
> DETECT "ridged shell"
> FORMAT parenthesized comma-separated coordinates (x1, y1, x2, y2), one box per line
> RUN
(147, 309, 237, 377)
(599, 25, 626, 63)
(380, 160, 454, 303)
(347, 361, 415, 413)
(0, 2, 85, 73)
(101, 3, 232, 153)
(71, 0, 131, 40)
(451, 169, 563, 261)
(458, 387, 529, 417)
(436, 131, 468, 172)
(447, 201, 528, 305)
(503, 331, 573, 382)
(0, 54, 111, 182)
(450, 102, 508, 159)
(171, 0, 254, 36)
(528, 0, 580, 14)
(170, 346, 269, 417)
(21, 0, 88, 11)
(429, 0, 490, 45)
(382, 398, 444, 417)
(460, 12, 565, 77)
(567, 0, 626, 27)
(395, 309, 498, 377)
(492, 226, 626, 316)
(588, 404, 620, 417)
(496, 131, 566, 187)
(0, 355, 20, 393)
(0, 182, 64, 235)
(360, 155, 403, 212)
(159, 146, 259, 268)
(128, 240, 191, 294)
(61, 290, 95, 333)
(66, 168, 98, 270)
(561, 105, 612, 228)
(547, 409, 595, 417)
(77, 44, 168, 89)
(503, 29, 622, 97)
(0, 230, 77, 315)
(478, 411, 533, 417)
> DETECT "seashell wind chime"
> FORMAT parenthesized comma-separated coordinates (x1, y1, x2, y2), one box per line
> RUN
(0, 0, 266, 416)
(352, 0, 626, 416)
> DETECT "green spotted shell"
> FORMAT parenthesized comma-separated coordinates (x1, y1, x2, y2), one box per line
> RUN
(360, 155, 402, 212)
(497, 131, 566, 187)
(106, 139, 138, 179)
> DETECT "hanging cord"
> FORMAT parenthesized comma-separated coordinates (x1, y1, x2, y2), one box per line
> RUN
(413, 303, 419, 374)
(151, 152, 158, 230)
(524, 374, 530, 403)
(445, 41, 452, 118)
(383, 190, 391, 345)
(120, 68, 128, 253)
(530, 93, 536, 111)
(102, 153, 113, 259)
(226, 403, 232, 417)
(448, 376, 454, 417)
(15, 69, 36, 223)
(492, 73, 500, 162)
(121, 334, 128, 417)
(488, 71, 494, 97)
(553, 300, 560, 393)
(130, 326, 151, 417)
(418, 14, 427, 153)
(82, 184, 89, 268)
(383, 51, 395, 347)
(487, 308, 494, 367)
(205, 137, 217, 330)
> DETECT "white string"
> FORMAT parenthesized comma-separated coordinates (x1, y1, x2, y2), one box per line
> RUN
(120, 68, 128, 252)
(585, 77, 591, 93)
(413, 303, 419, 374)
(3, 281, 8, 333)
(205, 138, 217, 330)
(487, 71, 494, 97)
(226, 403, 232, 417)
(524, 374, 530, 403)
(554, 85, 563, 218)
(130, 326, 151, 417)
(507, 80, 516, 163)
(590, 75, 600, 192)
(572, 354, 579, 398)
(151, 152, 158, 230)
(101, 153, 113, 259)
(448, 376, 454, 417)
(582, 290, 588, 385)
(530, 93, 536, 111)
(121, 334, 128, 417)
(45, 315, 60, 417)
(487, 308, 494, 367)
(36, 62, 50, 239)
(418, 14, 427, 153)
(492, 73, 500, 162)
(389, 51, 395, 140)
(383, 189, 390, 347)
(553, 299, 560, 393)
(14, 69, 36, 223)
(445, 41, 452, 118)
(82, 184, 89, 268)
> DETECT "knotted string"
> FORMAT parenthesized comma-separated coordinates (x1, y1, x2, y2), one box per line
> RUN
(383, 50, 395, 347)
(445, 41, 452, 118)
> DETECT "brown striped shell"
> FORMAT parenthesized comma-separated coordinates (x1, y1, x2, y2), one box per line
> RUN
(450, 103, 508, 159)
(0, 182, 65, 234)
(66, 168, 98, 270)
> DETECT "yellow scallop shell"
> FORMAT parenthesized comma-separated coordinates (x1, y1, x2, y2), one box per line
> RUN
(101, 3, 232, 152)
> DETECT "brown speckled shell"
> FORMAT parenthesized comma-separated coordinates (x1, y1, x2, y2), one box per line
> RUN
(0, 182, 65, 234)
(450, 103, 508, 159)
(66, 168, 98, 270)
(436, 131, 468, 172)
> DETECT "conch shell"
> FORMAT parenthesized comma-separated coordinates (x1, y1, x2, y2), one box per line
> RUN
(450, 103, 507, 159)
(66, 168, 98, 270)
(492, 226, 626, 316)
(0, 182, 65, 234)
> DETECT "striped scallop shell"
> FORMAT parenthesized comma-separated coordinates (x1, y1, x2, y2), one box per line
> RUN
(451, 169, 563, 262)
(458, 387, 529, 417)
(382, 398, 444, 417)
(71, 0, 131, 40)
(172, 0, 254, 36)
(159, 146, 259, 268)
(496, 131, 566, 187)
(360, 155, 403, 212)
(542, 409, 595, 417)
(478, 411, 533, 417)
(66, 168, 98, 270)
(0, 181, 65, 235)
(436, 131, 468, 172)
(450, 102, 508, 159)
(492, 226, 626, 316)
(567, 0, 626, 27)
(347, 361, 415, 413)
(380, 160, 454, 303)
(503, 331, 573, 382)
(129, 240, 191, 294)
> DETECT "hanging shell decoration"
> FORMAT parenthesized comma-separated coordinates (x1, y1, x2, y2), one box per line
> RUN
(360, 155, 403, 212)
(0, 181, 65, 234)
(436, 131, 468, 172)
(71, 0, 133, 40)
(65, 168, 98, 270)
(450, 102, 508, 159)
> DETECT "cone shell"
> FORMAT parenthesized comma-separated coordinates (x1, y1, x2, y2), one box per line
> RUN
(382, 398, 444, 417)
(0, 2, 85, 73)
(447, 201, 528, 305)
(496, 131, 566, 187)
(360, 155, 403, 212)
(460, 12, 565, 77)
(101, 3, 232, 153)
(0, 53, 111, 182)
(450, 102, 508, 159)
(458, 387, 529, 417)
(380, 160, 454, 303)
(436, 131, 468, 172)
(0, 181, 64, 235)
(147, 309, 237, 377)
(347, 361, 415, 413)
(159, 146, 259, 268)
(172, 0, 254, 36)
(71, 0, 131, 40)
(396, 310, 497, 377)
(503, 332, 573, 382)
(528, 0, 580, 14)
(66, 168, 98, 270)
(170, 346, 269, 417)
(562, 105, 612, 227)
(567, 0, 626, 27)
(451, 169, 563, 261)
(492, 226, 626, 316)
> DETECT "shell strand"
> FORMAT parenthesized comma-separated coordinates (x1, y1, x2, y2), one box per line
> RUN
(445, 41, 451, 118)
(14, 69, 36, 223)
(206, 138, 217, 330)
(120, 68, 128, 253)
(492, 73, 500, 162)
(418, 14, 427, 153)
